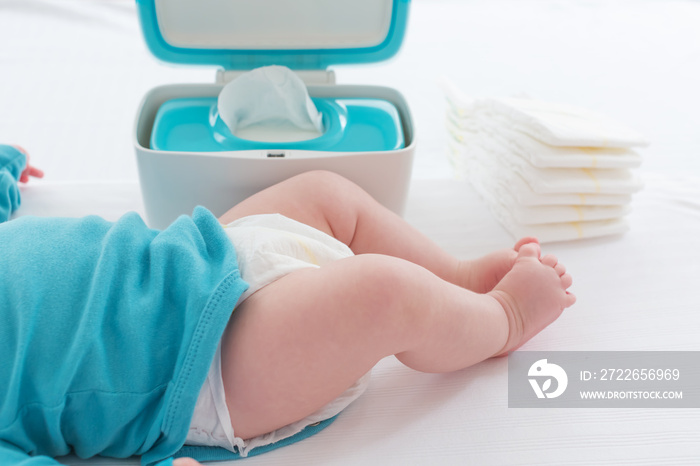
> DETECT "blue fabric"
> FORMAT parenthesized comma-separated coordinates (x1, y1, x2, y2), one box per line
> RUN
(0, 145, 25, 222)
(0, 207, 249, 465)
(153, 459, 173, 466)
(173, 415, 339, 462)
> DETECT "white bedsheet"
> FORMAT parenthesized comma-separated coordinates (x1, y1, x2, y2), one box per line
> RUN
(3, 0, 700, 464)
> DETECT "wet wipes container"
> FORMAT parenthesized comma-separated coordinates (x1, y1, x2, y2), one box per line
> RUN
(134, 0, 415, 229)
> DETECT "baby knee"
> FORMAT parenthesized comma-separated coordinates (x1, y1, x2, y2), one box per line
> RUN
(350, 255, 427, 326)
(295, 170, 368, 203)
(293, 170, 352, 192)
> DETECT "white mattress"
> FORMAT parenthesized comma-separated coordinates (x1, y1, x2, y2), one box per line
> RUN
(4, 0, 700, 464)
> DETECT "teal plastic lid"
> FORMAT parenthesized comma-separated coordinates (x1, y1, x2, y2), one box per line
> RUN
(136, 0, 411, 70)
(150, 97, 405, 152)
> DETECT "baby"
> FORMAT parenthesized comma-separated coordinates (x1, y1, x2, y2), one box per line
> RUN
(0, 145, 574, 466)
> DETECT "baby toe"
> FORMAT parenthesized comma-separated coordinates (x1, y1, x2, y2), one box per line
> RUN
(514, 236, 539, 251)
(560, 272, 573, 289)
(517, 242, 541, 260)
(541, 254, 558, 268)
(554, 263, 566, 276)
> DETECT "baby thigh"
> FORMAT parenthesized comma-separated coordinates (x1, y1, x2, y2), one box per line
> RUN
(219, 253, 439, 441)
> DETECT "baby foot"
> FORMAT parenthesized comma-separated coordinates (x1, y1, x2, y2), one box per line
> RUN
(487, 242, 575, 357)
(458, 237, 539, 293)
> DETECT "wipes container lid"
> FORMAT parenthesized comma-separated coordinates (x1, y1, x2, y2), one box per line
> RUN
(136, 0, 410, 70)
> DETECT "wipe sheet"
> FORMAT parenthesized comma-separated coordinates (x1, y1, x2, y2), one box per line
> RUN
(217, 66, 324, 142)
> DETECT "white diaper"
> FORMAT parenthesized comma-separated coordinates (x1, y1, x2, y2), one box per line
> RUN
(185, 213, 371, 457)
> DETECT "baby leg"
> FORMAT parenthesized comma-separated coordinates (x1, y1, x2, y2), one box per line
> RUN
(218, 170, 529, 292)
(221, 242, 574, 441)
(220, 253, 511, 441)
(218, 171, 460, 280)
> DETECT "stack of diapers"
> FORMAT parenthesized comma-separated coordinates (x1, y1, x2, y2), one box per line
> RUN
(441, 79, 649, 243)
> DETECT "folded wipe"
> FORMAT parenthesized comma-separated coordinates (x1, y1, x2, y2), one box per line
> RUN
(443, 78, 648, 242)
(218, 65, 324, 142)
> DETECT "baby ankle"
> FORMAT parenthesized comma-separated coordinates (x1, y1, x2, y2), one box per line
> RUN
(486, 290, 522, 357)
(455, 260, 475, 290)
